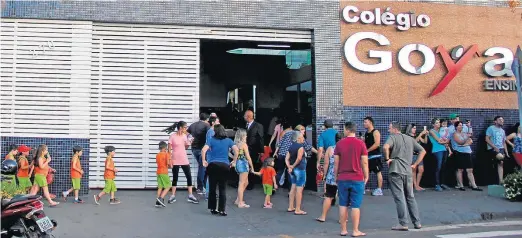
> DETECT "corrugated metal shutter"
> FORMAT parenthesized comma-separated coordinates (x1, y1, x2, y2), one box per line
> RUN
(0, 19, 92, 138)
(90, 23, 200, 188)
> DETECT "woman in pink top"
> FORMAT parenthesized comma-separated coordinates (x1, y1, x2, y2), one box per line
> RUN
(164, 121, 199, 204)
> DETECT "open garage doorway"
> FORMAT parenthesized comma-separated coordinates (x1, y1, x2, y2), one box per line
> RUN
(199, 39, 317, 190)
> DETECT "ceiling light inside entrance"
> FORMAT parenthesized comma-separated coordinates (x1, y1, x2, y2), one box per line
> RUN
(227, 48, 311, 70)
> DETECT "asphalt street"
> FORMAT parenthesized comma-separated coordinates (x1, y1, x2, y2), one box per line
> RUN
(43, 187, 522, 238)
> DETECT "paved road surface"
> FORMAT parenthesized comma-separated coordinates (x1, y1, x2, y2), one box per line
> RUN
(44, 187, 522, 237)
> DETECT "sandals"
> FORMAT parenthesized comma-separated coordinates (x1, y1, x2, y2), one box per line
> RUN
(238, 203, 250, 208)
(316, 218, 325, 223)
(294, 211, 307, 215)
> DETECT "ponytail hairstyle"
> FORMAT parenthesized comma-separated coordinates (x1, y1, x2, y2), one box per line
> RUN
(163, 121, 188, 134)
(263, 157, 275, 168)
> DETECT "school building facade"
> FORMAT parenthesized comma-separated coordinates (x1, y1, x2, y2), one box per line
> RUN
(0, 1, 520, 194)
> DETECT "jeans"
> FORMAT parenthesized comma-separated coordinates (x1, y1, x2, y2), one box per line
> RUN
(337, 180, 364, 208)
(389, 173, 421, 226)
(433, 151, 446, 186)
(207, 162, 229, 212)
(193, 149, 205, 190)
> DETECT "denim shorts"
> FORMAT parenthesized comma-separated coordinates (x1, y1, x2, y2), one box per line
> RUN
(337, 180, 365, 208)
(235, 158, 249, 173)
(289, 168, 306, 187)
(412, 154, 423, 166)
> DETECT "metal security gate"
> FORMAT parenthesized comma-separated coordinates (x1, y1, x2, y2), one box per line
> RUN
(90, 23, 200, 188)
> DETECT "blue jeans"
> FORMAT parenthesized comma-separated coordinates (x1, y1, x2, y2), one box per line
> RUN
(433, 151, 446, 185)
(193, 149, 205, 190)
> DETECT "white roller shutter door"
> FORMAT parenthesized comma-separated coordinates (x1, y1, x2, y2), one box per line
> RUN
(0, 19, 92, 138)
(90, 23, 199, 188)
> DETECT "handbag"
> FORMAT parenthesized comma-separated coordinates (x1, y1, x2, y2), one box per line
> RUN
(46, 172, 54, 184)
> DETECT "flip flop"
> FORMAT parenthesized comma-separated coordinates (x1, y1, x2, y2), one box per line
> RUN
(340, 233, 348, 236)
(49, 202, 59, 207)
(294, 211, 307, 215)
(238, 203, 250, 208)
(287, 209, 295, 212)
(351, 232, 367, 237)
(316, 218, 325, 223)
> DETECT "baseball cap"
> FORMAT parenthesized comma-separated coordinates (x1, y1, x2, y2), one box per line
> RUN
(324, 119, 334, 128)
(449, 113, 459, 120)
(17, 145, 31, 153)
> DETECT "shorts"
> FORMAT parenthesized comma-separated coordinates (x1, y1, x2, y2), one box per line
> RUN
(103, 179, 117, 193)
(289, 168, 306, 187)
(157, 174, 172, 189)
(337, 180, 364, 209)
(263, 184, 273, 196)
(17, 177, 32, 189)
(72, 178, 81, 190)
(490, 149, 506, 164)
(235, 158, 249, 173)
(412, 155, 424, 166)
(455, 151, 473, 169)
(324, 184, 338, 198)
(34, 174, 48, 187)
(369, 157, 383, 173)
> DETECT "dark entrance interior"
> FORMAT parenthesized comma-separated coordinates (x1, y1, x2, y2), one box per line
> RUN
(200, 39, 317, 189)
(200, 40, 313, 136)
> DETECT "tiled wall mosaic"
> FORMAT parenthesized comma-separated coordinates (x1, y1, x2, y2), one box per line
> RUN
(327, 106, 520, 189)
(1, 136, 90, 196)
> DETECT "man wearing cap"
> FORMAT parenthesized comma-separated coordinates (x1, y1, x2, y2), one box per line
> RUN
(317, 119, 339, 171)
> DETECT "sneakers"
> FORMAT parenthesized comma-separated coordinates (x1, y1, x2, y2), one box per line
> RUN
(74, 198, 84, 204)
(435, 185, 443, 192)
(62, 191, 69, 201)
(109, 198, 121, 205)
(156, 197, 166, 208)
(187, 195, 199, 204)
(168, 195, 176, 204)
(371, 188, 383, 196)
(197, 188, 205, 195)
(93, 195, 100, 205)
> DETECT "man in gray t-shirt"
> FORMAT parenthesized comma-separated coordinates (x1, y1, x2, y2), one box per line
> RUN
(383, 121, 426, 231)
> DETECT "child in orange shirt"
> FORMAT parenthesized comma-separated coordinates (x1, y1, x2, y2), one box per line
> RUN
(155, 141, 172, 207)
(254, 157, 278, 208)
(29, 144, 59, 206)
(5, 144, 18, 161)
(94, 146, 120, 205)
(62, 146, 84, 203)
(16, 145, 33, 192)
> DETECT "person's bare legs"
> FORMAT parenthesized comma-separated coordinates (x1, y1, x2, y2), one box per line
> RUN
(237, 172, 248, 206)
(171, 185, 177, 196)
(351, 208, 365, 237)
(317, 197, 332, 221)
(110, 192, 115, 200)
(339, 206, 349, 235)
(295, 186, 306, 214)
(456, 169, 464, 188)
(416, 166, 424, 190)
(498, 161, 504, 184)
(288, 184, 296, 211)
(412, 167, 418, 189)
(29, 184, 39, 195)
(187, 186, 193, 196)
(466, 169, 478, 188)
(377, 172, 383, 189)
(42, 186, 58, 205)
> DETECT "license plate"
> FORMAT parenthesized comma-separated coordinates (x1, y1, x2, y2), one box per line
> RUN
(36, 216, 53, 232)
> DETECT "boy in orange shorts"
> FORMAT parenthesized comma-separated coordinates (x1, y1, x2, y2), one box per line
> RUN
(62, 146, 85, 203)
(155, 141, 172, 207)
(93, 146, 120, 205)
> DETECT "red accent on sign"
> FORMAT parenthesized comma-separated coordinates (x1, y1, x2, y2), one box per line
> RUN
(430, 45, 480, 97)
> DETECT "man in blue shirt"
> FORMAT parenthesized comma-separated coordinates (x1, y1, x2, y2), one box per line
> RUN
(485, 116, 509, 184)
(317, 119, 338, 170)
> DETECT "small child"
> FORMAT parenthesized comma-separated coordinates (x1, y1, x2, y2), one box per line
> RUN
(155, 141, 172, 208)
(16, 145, 33, 192)
(94, 146, 120, 205)
(5, 144, 18, 160)
(62, 146, 85, 203)
(439, 119, 453, 156)
(253, 157, 278, 208)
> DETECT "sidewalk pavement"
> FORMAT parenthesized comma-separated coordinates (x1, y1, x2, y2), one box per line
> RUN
(45, 187, 522, 238)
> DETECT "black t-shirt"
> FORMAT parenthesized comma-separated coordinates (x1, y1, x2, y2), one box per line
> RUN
(364, 129, 381, 156)
(188, 121, 210, 149)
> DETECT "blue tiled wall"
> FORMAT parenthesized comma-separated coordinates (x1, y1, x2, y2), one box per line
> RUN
(1, 136, 90, 196)
(328, 106, 520, 189)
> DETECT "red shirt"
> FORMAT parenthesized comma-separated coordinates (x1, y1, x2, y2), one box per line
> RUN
(334, 137, 368, 181)
(260, 167, 276, 185)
